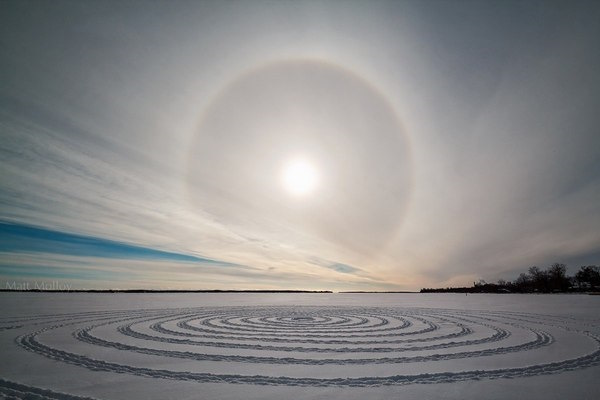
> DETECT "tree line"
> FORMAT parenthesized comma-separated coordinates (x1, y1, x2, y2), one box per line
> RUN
(421, 264, 600, 293)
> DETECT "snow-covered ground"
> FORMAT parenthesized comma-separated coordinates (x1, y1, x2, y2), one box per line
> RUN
(0, 293, 598, 399)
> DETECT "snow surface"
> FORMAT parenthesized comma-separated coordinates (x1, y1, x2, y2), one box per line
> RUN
(0, 293, 599, 399)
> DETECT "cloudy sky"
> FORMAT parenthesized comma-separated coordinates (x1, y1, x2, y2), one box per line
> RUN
(1, 0, 599, 291)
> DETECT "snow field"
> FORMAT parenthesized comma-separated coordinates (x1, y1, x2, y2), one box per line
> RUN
(0, 294, 599, 399)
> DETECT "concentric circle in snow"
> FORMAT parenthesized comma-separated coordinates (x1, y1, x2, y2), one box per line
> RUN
(2, 305, 599, 395)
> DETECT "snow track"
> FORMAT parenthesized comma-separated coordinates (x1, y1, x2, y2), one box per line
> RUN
(3, 305, 599, 393)
(0, 378, 97, 399)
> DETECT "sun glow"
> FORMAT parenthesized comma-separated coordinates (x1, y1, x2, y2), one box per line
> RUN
(281, 158, 319, 196)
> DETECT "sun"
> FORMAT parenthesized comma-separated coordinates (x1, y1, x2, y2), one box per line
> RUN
(281, 157, 319, 196)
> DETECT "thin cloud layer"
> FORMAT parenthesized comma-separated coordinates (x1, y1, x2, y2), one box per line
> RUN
(1, 1, 599, 290)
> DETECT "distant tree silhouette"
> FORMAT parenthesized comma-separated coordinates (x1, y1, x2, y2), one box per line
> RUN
(528, 266, 550, 292)
(421, 263, 599, 293)
(548, 263, 569, 292)
(514, 273, 532, 292)
(575, 266, 600, 290)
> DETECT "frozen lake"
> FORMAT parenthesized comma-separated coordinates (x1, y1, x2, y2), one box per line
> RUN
(0, 293, 599, 399)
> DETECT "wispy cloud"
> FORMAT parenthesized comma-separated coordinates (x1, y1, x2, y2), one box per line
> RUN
(0, 1, 599, 290)
(308, 258, 362, 275)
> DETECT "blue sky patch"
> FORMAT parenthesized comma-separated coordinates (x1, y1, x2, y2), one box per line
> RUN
(0, 221, 232, 265)
(329, 263, 361, 274)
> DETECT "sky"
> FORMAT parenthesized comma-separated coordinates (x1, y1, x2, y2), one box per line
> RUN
(1, 0, 599, 291)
